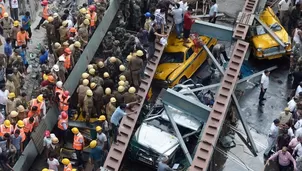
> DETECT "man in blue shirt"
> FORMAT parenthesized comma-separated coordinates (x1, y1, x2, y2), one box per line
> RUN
(39, 48, 49, 64)
(22, 11, 32, 38)
(4, 38, 12, 59)
(89, 140, 103, 170)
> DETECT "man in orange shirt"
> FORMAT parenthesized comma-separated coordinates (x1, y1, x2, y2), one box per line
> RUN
(34, 0, 51, 30)
(17, 27, 29, 47)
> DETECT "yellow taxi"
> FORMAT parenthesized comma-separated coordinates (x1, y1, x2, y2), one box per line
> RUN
(251, 7, 291, 60)
(153, 33, 217, 87)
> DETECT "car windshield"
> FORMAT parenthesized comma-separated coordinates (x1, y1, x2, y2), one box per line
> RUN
(255, 22, 282, 35)
(159, 52, 184, 64)
(270, 22, 282, 31)
(146, 118, 174, 134)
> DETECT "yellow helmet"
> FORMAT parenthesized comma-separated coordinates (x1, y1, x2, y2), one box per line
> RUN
(109, 57, 116, 63)
(42, 168, 49, 171)
(62, 20, 68, 26)
(97, 61, 104, 68)
(118, 80, 125, 86)
(126, 55, 132, 62)
(47, 16, 54, 22)
(90, 140, 97, 148)
(119, 75, 126, 81)
(118, 86, 125, 93)
(110, 97, 116, 103)
(3, 12, 8, 17)
(105, 88, 111, 95)
(17, 120, 24, 128)
(62, 158, 70, 165)
(98, 115, 106, 121)
(89, 68, 95, 75)
(37, 95, 44, 102)
(83, 19, 90, 25)
(82, 79, 89, 86)
(85, 14, 91, 20)
(71, 127, 79, 134)
(119, 65, 125, 72)
(79, 8, 87, 14)
(13, 20, 19, 26)
(136, 50, 144, 57)
(86, 89, 93, 96)
(10, 111, 18, 118)
(128, 87, 136, 94)
(90, 82, 97, 89)
(51, 137, 59, 144)
(54, 42, 61, 49)
(87, 64, 94, 70)
(103, 72, 109, 78)
(74, 41, 81, 48)
(82, 72, 89, 79)
(96, 126, 102, 132)
(8, 92, 16, 99)
(4, 120, 10, 127)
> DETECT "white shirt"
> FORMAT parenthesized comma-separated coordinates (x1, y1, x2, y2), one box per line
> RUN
(295, 143, 302, 157)
(10, 0, 18, 8)
(47, 158, 59, 171)
(43, 137, 52, 148)
(97, 133, 107, 149)
(0, 90, 9, 105)
(172, 7, 183, 24)
(295, 119, 302, 130)
(269, 123, 279, 138)
(209, 3, 218, 16)
(288, 127, 295, 137)
(288, 99, 297, 112)
(294, 28, 301, 44)
(178, 1, 188, 13)
(279, 0, 291, 11)
(296, 85, 302, 96)
(261, 73, 269, 89)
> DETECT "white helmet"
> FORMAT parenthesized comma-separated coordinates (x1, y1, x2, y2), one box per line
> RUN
(52, 64, 59, 72)
(56, 81, 63, 88)
(59, 56, 65, 62)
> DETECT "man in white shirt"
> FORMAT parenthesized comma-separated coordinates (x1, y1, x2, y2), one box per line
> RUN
(9, 0, 19, 20)
(0, 85, 9, 116)
(278, 0, 291, 31)
(172, 3, 183, 39)
(259, 70, 270, 105)
(264, 119, 280, 156)
(209, 0, 218, 23)
(296, 82, 302, 96)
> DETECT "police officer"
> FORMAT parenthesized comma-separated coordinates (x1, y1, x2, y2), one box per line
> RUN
(0, 13, 14, 38)
(90, 82, 104, 116)
(59, 21, 69, 43)
(72, 41, 82, 64)
(42, 17, 56, 54)
(103, 72, 114, 90)
(77, 79, 91, 112)
(83, 89, 94, 124)
(129, 50, 144, 89)
(124, 87, 139, 105)
(78, 19, 90, 48)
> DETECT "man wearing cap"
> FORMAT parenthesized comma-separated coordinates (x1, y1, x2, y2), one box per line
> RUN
(10, 21, 20, 48)
(83, 90, 94, 124)
(129, 50, 144, 89)
(59, 21, 69, 43)
(90, 82, 104, 116)
(35, 0, 51, 30)
(0, 13, 14, 38)
(144, 12, 152, 31)
(279, 108, 292, 125)
(77, 8, 87, 29)
(78, 19, 90, 47)
(42, 16, 56, 54)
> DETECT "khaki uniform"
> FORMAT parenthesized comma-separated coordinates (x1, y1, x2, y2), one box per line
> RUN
(78, 25, 89, 47)
(54, 47, 64, 62)
(113, 91, 124, 106)
(77, 85, 90, 108)
(0, 17, 14, 38)
(83, 95, 94, 121)
(58, 26, 68, 43)
(6, 80, 15, 94)
(6, 99, 17, 115)
(92, 86, 104, 115)
(128, 56, 143, 88)
(106, 102, 116, 121)
(124, 92, 139, 104)
(279, 112, 292, 125)
(7, 115, 18, 126)
(11, 72, 22, 96)
(53, 17, 62, 42)
(77, 14, 85, 28)
(44, 22, 56, 52)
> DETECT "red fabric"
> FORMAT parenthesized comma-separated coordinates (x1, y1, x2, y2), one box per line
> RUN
(184, 12, 194, 30)
(41, 80, 50, 87)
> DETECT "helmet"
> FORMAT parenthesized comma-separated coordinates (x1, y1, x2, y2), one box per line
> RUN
(62, 20, 68, 27)
(85, 14, 91, 20)
(87, 64, 94, 70)
(54, 42, 61, 49)
(74, 41, 81, 48)
(10, 111, 18, 117)
(52, 137, 59, 143)
(47, 75, 55, 83)
(62, 158, 70, 165)
(53, 13, 59, 18)
(82, 72, 90, 79)
(42, 168, 49, 171)
(105, 88, 111, 95)
(86, 89, 93, 96)
(17, 105, 25, 112)
(3, 12, 8, 17)
(59, 56, 65, 62)
(89, 5, 96, 11)
(56, 81, 63, 88)
(61, 111, 68, 119)
(82, 79, 89, 86)
(13, 20, 19, 26)
(103, 72, 109, 78)
(89, 68, 95, 75)
(90, 82, 97, 89)
(97, 61, 104, 68)
(44, 130, 50, 137)
(98, 115, 106, 121)
(37, 95, 44, 102)
(90, 140, 97, 148)
(8, 92, 16, 99)
(109, 57, 116, 63)
(119, 75, 126, 81)
(53, 64, 59, 72)
(70, 27, 77, 33)
(64, 48, 72, 54)
(96, 126, 102, 132)
(41, 0, 48, 5)
(285, 107, 290, 111)
(83, 19, 90, 25)
(118, 80, 125, 86)
(62, 41, 69, 46)
(136, 50, 144, 57)
(4, 120, 10, 127)
(63, 91, 69, 97)
(79, 8, 87, 14)
(118, 86, 125, 92)
(144, 12, 151, 17)
(128, 87, 136, 93)
(110, 97, 116, 103)
(47, 16, 54, 22)
(17, 120, 24, 128)
(126, 54, 132, 61)
(71, 127, 79, 134)
(119, 65, 125, 71)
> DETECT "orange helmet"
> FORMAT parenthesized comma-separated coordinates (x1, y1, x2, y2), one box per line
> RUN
(63, 91, 69, 97)
(64, 48, 71, 54)
(61, 111, 68, 119)
(70, 27, 77, 33)
(41, 0, 48, 5)
(89, 5, 96, 11)
(47, 75, 55, 83)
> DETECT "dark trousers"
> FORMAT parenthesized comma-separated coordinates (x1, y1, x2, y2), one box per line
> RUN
(36, 18, 46, 29)
(26, 27, 32, 38)
(24, 132, 31, 147)
(47, 38, 53, 54)
(12, 39, 16, 48)
(10, 8, 18, 20)
(279, 164, 290, 171)
(112, 123, 119, 143)
(75, 150, 84, 166)
(259, 88, 267, 101)
(209, 16, 217, 23)
(148, 41, 155, 59)
(57, 128, 67, 145)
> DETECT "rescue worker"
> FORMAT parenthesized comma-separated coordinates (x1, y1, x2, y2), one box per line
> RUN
(52, 13, 62, 43)
(16, 27, 30, 47)
(57, 56, 67, 82)
(77, 8, 87, 29)
(97, 115, 109, 138)
(90, 68, 103, 86)
(212, 43, 229, 66)
(10, 20, 20, 48)
(114, 86, 125, 106)
(59, 21, 69, 43)
(77, 79, 90, 112)
(72, 41, 82, 64)
(62, 48, 72, 73)
(42, 16, 56, 54)
(88, 5, 97, 33)
(55, 81, 64, 101)
(11, 67, 22, 96)
(83, 89, 94, 124)
(103, 72, 114, 90)
(0, 12, 14, 38)
(6, 75, 15, 95)
(14, 120, 26, 151)
(43, 130, 52, 158)
(105, 57, 122, 82)
(97, 61, 108, 77)
(78, 19, 90, 47)
(71, 127, 84, 167)
(8, 110, 18, 126)
(106, 97, 116, 124)
(35, 0, 51, 30)
(81, 72, 90, 84)
(120, 75, 130, 90)
(6, 92, 17, 115)
(103, 87, 113, 107)
(129, 50, 144, 89)
(58, 91, 70, 112)
(53, 42, 62, 62)
(96, 125, 107, 151)
(89, 140, 103, 170)
(27, 106, 40, 127)
(90, 82, 104, 116)
(62, 158, 73, 171)
(0, 120, 14, 136)
(57, 111, 68, 145)
(29, 95, 46, 118)
(16, 105, 26, 120)
(124, 87, 139, 104)
(48, 137, 60, 158)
